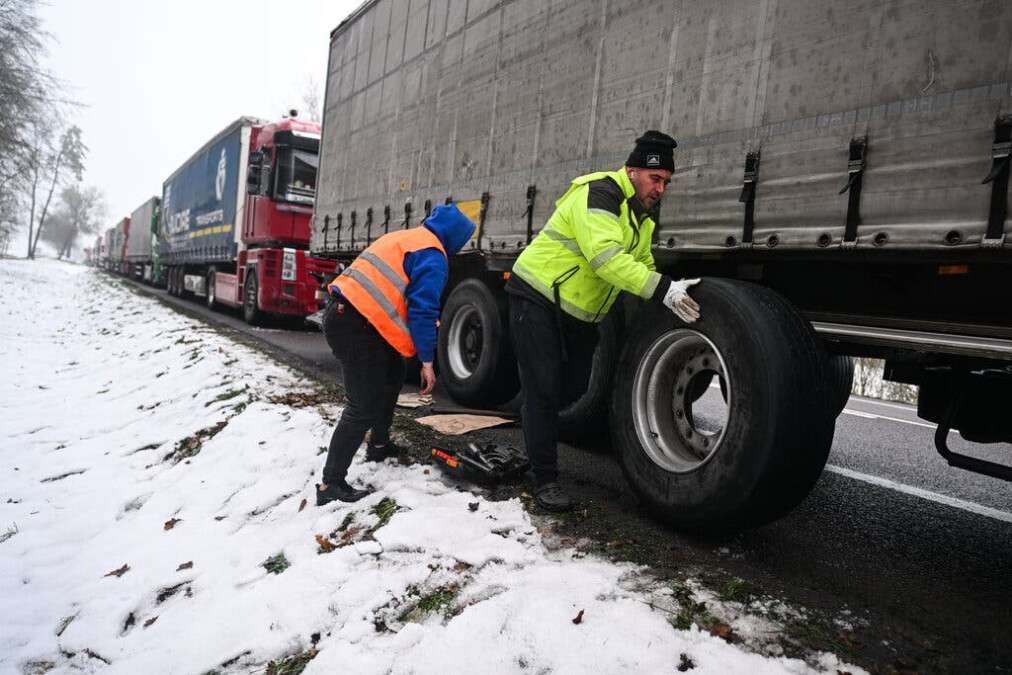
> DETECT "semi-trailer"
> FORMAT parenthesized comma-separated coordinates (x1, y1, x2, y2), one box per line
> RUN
(125, 196, 161, 283)
(160, 115, 337, 323)
(100, 227, 115, 272)
(109, 217, 130, 276)
(311, 0, 1012, 530)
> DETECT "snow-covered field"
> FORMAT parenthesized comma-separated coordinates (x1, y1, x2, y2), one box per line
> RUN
(0, 260, 863, 674)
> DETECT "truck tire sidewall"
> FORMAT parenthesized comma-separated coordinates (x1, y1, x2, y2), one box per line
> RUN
(437, 279, 518, 407)
(243, 271, 262, 326)
(611, 279, 832, 530)
(558, 304, 623, 438)
(206, 268, 217, 309)
(825, 353, 855, 417)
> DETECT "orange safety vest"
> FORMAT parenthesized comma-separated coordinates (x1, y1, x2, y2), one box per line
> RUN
(328, 228, 446, 357)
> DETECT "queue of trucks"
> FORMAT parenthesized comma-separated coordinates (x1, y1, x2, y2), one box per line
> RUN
(92, 0, 1012, 531)
(93, 115, 336, 324)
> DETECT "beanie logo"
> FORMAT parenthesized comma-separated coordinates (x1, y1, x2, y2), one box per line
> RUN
(646, 154, 660, 167)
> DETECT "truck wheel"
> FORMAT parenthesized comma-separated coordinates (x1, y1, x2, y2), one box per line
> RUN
(206, 268, 217, 309)
(243, 271, 263, 325)
(558, 305, 623, 438)
(438, 279, 519, 407)
(611, 279, 835, 531)
(168, 267, 180, 296)
(825, 353, 855, 417)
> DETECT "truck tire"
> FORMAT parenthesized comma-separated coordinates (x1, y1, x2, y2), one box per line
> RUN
(438, 279, 519, 407)
(243, 271, 264, 326)
(825, 353, 855, 417)
(168, 267, 180, 297)
(611, 279, 835, 531)
(557, 305, 623, 438)
(206, 267, 217, 309)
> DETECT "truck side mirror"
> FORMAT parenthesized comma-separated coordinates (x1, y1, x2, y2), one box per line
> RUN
(246, 164, 261, 193)
(258, 164, 272, 196)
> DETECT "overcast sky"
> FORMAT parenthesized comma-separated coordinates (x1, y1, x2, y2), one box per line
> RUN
(26, 0, 361, 253)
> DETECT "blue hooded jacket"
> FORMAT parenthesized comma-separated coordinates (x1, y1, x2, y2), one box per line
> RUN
(330, 204, 475, 362)
(403, 203, 475, 363)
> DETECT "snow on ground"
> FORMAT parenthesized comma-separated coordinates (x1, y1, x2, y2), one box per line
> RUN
(0, 259, 865, 674)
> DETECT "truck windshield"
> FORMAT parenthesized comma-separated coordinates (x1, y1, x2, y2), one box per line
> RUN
(275, 148, 318, 204)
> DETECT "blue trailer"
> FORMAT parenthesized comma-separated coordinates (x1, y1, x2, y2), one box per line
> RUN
(160, 117, 256, 271)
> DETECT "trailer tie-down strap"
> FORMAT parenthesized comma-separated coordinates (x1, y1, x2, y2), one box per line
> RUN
(738, 151, 760, 245)
(840, 136, 867, 245)
(982, 116, 1012, 248)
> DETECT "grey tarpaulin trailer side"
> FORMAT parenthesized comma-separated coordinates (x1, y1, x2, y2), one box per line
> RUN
(312, 0, 1012, 529)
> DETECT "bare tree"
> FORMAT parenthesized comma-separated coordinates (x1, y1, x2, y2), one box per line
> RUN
(41, 183, 104, 260)
(26, 124, 86, 258)
(301, 76, 322, 123)
(0, 186, 16, 257)
(0, 0, 62, 220)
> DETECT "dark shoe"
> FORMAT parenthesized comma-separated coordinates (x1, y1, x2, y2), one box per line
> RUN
(535, 482, 574, 512)
(365, 440, 405, 463)
(316, 481, 371, 506)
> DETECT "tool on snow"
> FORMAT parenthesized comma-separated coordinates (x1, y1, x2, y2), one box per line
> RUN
(430, 442, 529, 484)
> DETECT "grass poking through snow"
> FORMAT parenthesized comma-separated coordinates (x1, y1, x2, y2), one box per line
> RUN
(262, 553, 290, 575)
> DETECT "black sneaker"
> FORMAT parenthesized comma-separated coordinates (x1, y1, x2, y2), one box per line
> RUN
(316, 481, 371, 506)
(365, 440, 405, 463)
(535, 482, 574, 512)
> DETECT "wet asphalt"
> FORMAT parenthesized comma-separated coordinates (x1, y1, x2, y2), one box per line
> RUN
(117, 275, 1012, 674)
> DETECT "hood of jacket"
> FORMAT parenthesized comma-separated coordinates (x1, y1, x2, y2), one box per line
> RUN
(423, 203, 475, 255)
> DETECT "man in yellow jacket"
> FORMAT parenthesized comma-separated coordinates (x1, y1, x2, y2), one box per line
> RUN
(507, 131, 701, 511)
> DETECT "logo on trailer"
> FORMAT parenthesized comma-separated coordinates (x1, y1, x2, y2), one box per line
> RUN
(646, 154, 660, 167)
(215, 148, 227, 202)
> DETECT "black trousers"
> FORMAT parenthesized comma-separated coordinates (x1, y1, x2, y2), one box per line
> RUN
(509, 293, 599, 485)
(320, 298, 405, 485)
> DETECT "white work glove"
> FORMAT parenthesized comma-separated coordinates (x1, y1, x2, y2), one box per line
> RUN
(662, 278, 701, 323)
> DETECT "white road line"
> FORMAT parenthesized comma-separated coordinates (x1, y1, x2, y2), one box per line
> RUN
(825, 464, 1012, 523)
(841, 408, 943, 430)
(847, 396, 916, 413)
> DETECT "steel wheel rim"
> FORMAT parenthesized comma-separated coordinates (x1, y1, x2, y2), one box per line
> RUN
(631, 329, 732, 473)
(447, 305, 482, 380)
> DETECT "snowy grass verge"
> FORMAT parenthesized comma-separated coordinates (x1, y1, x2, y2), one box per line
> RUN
(0, 260, 864, 674)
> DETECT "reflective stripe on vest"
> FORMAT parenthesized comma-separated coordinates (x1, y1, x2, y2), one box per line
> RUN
(329, 228, 446, 357)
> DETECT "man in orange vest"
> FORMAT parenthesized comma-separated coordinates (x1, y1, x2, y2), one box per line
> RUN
(316, 203, 476, 505)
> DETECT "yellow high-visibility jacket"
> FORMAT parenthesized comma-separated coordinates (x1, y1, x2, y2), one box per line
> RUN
(512, 167, 663, 322)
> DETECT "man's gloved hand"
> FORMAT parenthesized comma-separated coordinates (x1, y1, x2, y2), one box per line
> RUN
(662, 278, 701, 323)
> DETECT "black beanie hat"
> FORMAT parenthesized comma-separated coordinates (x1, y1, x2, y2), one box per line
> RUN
(626, 130, 677, 172)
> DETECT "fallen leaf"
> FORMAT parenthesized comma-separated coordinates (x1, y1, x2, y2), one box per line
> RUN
(572, 609, 584, 625)
(298, 498, 308, 512)
(143, 616, 158, 628)
(340, 526, 363, 543)
(176, 561, 193, 571)
(468, 502, 479, 512)
(214, 515, 226, 521)
(163, 517, 181, 531)
(104, 563, 130, 578)
(708, 622, 732, 640)
(315, 534, 337, 553)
